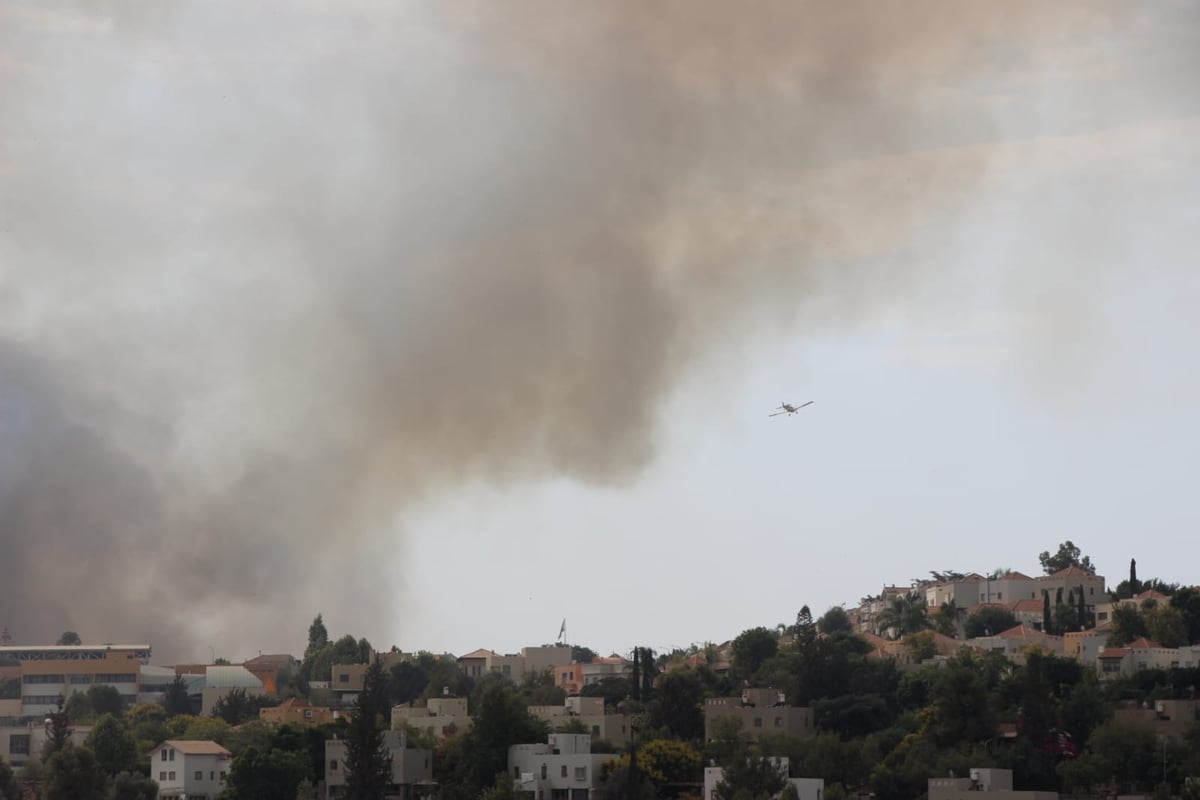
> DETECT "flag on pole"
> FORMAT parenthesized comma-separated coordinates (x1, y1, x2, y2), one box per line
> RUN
(558, 618, 566, 642)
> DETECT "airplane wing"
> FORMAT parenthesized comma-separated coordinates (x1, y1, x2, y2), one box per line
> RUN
(768, 411, 786, 417)
(799, 401, 814, 408)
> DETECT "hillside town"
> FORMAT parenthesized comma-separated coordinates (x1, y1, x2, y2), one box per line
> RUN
(2, 543, 1199, 800)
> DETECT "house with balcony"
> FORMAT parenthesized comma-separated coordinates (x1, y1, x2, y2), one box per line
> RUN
(392, 695, 472, 739)
(704, 688, 814, 742)
(148, 739, 232, 800)
(509, 733, 611, 800)
(968, 625, 1063, 663)
(527, 696, 633, 746)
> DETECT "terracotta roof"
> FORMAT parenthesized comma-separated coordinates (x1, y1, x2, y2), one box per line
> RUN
(243, 653, 296, 667)
(160, 740, 232, 757)
(1099, 648, 1130, 659)
(457, 648, 496, 660)
(1135, 590, 1170, 601)
(1007, 599, 1044, 613)
(1001, 571, 1034, 581)
(274, 697, 311, 709)
(996, 624, 1058, 640)
(1051, 566, 1095, 577)
(1127, 637, 1164, 649)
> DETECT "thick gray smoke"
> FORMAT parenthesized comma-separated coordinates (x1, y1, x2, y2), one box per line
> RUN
(2, 1, 1197, 658)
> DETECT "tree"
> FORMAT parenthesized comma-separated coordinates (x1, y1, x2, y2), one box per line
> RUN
(732, 627, 779, 680)
(1038, 541, 1094, 575)
(85, 713, 137, 776)
(441, 679, 549, 800)
(111, 772, 158, 800)
(163, 674, 192, 716)
(1108, 605, 1149, 647)
(964, 607, 1018, 639)
(43, 744, 110, 800)
(715, 756, 788, 800)
(1144, 603, 1188, 648)
(877, 593, 929, 640)
(0, 760, 19, 800)
(223, 745, 309, 800)
(343, 661, 392, 800)
(933, 600, 965, 638)
(1170, 586, 1200, 644)
(212, 687, 273, 725)
(571, 644, 598, 663)
(56, 631, 81, 646)
(307, 614, 329, 656)
(649, 668, 707, 740)
(43, 695, 73, 758)
(818, 607, 853, 635)
(87, 684, 125, 718)
(580, 676, 632, 710)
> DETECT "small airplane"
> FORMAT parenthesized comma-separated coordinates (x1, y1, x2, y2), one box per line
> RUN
(769, 401, 813, 417)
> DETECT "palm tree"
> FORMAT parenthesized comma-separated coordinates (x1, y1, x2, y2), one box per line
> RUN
(877, 592, 930, 640)
(934, 599, 966, 638)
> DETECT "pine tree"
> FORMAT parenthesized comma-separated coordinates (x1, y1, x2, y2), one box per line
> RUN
(343, 660, 392, 800)
(631, 648, 641, 702)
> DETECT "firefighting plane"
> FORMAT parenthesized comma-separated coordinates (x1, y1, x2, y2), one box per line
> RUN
(769, 401, 813, 417)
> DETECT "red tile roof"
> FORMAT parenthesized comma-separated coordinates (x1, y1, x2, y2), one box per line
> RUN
(1007, 599, 1044, 613)
(160, 740, 232, 757)
(457, 648, 496, 660)
(1052, 566, 1095, 577)
(1099, 648, 1130, 659)
(1001, 571, 1034, 581)
(1126, 637, 1164, 649)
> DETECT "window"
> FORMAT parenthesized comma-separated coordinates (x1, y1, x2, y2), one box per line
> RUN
(753, 717, 762, 728)
(9, 735, 30, 755)
(168, 772, 175, 781)
(996, 592, 1003, 600)
(774, 717, 783, 728)
(330, 760, 338, 772)
(95, 673, 136, 683)
(69, 675, 92, 684)
(561, 765, 568, 778)
(211, 772, 215, 780)
(220, 771, 226, 780)
(159, 772, 166, 781)
(23, 675, 65, 684)
(575, 767, 587, 781)
(514, 767, 521, 779)
(304, 710, 313, 719)
(592, 725, 600, 736)
(541, 764, 548, 779)
(169, 749, 175, 761)
(339, 673, 349, 683)
(195, 771, 203, 781)
(162, 750, 169, 761)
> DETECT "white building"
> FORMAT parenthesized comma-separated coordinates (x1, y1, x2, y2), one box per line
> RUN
(325, 730, 434, 799)
(147, 739, 232, 800)
(527, 697, 633, 746)
(508, 733, 612, 799)
(703, 758, 823, 800)
(0, 723, 91, 769)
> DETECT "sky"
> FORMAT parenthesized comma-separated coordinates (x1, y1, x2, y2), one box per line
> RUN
(1, 1, 1199, 663)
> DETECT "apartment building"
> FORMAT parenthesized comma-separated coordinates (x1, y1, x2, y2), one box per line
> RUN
(392, 695, 473, 739)
(704, 688, 814, 742)
(0, 722, 90, 768)
(509, 733, 611, 799)
(0, 644, 151, 717)
(325, 730, 434, 799)
(527, 696, 633, 746)
(929, 768, 1056, 800)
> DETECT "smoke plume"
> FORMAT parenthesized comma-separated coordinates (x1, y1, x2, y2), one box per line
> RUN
(1, 1, 1196, 658)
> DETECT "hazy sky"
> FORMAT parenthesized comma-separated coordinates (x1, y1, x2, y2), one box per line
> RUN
(1, 1, 1198, 663)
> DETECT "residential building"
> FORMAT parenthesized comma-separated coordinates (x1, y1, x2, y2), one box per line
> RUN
(1096, 640, 1200, 680)
(581, 656, 631, 687)
(553, 663, 585, 695)
(458, 646, 573, 683)
(968, 625, 1063, 663)
(457, 649, 494, 680)
(924, 574, 987, 611)
(0, 722, 90, 768)
(1113, 699, 1200, 742)
(392, 695, 473, 739)
(1033, 567, 1107, 617)
(0, 644, 151, 717)
(325, 729, 434, 799)
(928, 768, 1056, 800)
(148, 739, 232, 800)
(704, 760, 822, 800)
(508, 733, 612, 800)
(330, 663, 369, 703)
(704, 688, 814, 742)
(260, 697, 340, 726)
(976, 573, 1038, 606)
(527, 697, 633, 746)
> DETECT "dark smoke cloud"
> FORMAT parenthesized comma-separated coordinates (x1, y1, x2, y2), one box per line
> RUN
(1, 1, 1196, 659)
